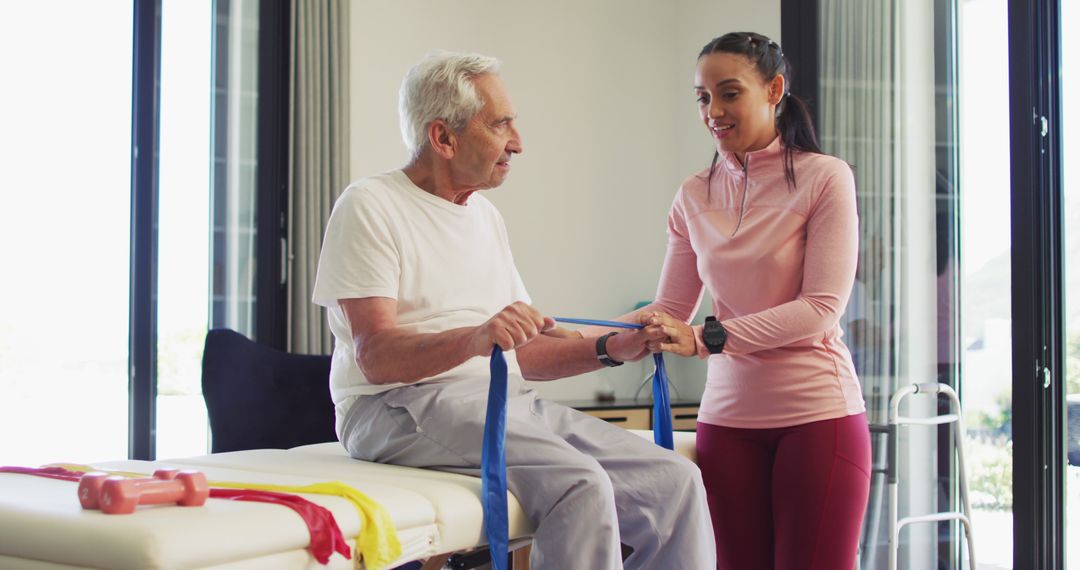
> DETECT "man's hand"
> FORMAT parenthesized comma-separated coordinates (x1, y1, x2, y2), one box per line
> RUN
(469, 301, 555, 355)
(642, 311, 697, 357)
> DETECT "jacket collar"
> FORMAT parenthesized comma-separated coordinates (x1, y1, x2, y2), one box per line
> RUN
(717, 135, 783, 174)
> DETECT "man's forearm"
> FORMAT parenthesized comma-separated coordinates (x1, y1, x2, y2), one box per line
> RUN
(357, 327, 478, 385)
(515, 334, 606, 381)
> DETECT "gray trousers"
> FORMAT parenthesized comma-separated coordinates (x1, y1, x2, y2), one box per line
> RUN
(340, 375, 715, 570)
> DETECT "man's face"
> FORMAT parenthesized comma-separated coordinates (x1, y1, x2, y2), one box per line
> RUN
(449, 74, 523, 191)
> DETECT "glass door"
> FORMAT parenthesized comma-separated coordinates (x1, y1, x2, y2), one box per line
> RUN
(155, 0, 213, 459)
(818, 0, 1017, 567)
(958, 0, 1014, 567)
(818, 0, 969, 566)
(155, 0, 262, 459)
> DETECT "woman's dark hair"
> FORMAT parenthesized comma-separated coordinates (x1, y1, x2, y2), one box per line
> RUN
(699, 32, 821, 188)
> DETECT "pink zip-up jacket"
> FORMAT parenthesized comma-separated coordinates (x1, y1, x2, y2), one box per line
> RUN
(656, 137, 865, 429)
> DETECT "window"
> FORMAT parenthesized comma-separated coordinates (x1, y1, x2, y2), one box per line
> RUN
(0, 2, 133, 466)
(0, 1, 271, 464)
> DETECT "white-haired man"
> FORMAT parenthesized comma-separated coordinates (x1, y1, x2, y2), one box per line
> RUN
(312, 52, 714, 569)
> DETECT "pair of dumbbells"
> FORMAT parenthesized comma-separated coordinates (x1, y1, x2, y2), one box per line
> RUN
(78, 469, 209, 514)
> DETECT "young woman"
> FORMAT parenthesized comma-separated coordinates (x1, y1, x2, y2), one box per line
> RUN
(641, 32, 870, 568)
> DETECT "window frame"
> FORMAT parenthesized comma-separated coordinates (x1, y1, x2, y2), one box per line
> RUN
(129, 0, 161, 460)
(1008, 0, 1066, 566)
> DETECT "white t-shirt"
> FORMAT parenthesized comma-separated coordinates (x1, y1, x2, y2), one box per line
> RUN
(312, 170, 531, 406)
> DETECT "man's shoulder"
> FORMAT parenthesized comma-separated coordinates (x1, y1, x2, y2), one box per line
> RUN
(331, 171, 422, 223)
(340, 170, 407, 202)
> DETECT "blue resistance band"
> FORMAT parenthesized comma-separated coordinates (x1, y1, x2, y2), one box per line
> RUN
(552, 317, 675, 451)
(480, 318, 675, 569)
(482, 346, 510, 570)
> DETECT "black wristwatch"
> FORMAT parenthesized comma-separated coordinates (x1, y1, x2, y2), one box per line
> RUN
(596, 332, 624, 367)
(702, 316, 728, 354)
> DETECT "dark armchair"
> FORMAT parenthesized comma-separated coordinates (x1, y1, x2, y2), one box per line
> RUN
(201, 328, 337, 453)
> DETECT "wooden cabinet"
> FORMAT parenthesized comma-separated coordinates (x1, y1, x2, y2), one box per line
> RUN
(560, 399, 701, 432)
(671, 405, 700, 431)
(582, 408, 651, 430)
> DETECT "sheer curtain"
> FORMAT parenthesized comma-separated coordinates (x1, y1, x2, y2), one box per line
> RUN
(820, 0, 898, 418)
(287, 0, 350, 354)
(212, 0, 260, 337)
(819, 0, 947, 567)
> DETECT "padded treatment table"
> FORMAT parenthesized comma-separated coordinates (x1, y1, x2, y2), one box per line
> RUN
(0, 430, 697, 569)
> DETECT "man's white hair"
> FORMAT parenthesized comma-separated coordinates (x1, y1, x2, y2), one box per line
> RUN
(399, 51, 502, 161)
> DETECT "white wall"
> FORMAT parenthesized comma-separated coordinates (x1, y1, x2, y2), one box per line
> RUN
(349, 0, 781, 401)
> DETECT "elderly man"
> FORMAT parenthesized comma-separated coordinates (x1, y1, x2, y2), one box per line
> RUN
(312, 51, 714, 569)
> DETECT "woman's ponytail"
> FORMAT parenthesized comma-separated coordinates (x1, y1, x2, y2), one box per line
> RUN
(776, 92, 821, 187)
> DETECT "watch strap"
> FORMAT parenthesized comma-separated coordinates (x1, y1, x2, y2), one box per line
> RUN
(595, 332, 624, 367)
(692, 324, 711, 359)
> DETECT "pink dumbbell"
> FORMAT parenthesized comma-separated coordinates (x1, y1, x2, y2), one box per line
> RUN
(79, 469, 179, 510)
(98, 469, 209, 514)
(77, 472, 113, 509)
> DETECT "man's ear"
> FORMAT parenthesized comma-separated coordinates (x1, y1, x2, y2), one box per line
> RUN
(768, 74, 786, 106)
(427, 119, 456, 159)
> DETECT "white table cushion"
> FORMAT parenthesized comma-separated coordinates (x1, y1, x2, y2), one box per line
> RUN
(165, 447, 533, 555)
(0, 462, 433, 569)
(0, 430, 696, 569)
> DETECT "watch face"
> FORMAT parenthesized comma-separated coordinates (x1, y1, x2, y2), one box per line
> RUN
(703, 321, 726, 352)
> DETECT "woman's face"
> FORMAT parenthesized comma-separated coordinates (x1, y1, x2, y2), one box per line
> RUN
(694, 51, 784, 160)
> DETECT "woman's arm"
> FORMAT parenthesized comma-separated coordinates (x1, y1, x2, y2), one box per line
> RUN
(643, 165, 855, 358)
(718, 167, 858, 355)
(650, 166, 858, 358)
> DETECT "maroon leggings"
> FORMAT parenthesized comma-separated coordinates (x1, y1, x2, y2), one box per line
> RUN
(696, 413, 871, 570)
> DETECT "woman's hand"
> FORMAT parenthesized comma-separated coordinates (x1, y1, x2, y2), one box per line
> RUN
(603, 325, 665, 363)
(641, 311, 697, 357)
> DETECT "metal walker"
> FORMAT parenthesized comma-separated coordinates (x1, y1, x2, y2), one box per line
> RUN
(883, 382, 976, 570)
